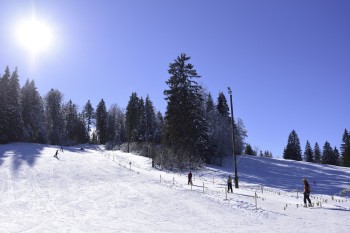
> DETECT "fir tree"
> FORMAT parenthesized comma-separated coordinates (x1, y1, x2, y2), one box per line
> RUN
(333, 147, 340, 166)
(7, 68, 23, 141)
(145, 95, 157, 143)
(283, 130, 302, 161)
(321, 141, 334, 165)
(164, 53, 209, 161)
(96, 99, 108, 144)
(0, 66, 11, 143)
(314, 142, 321, 163)
(83, 100, 95, 142)
(341, 129, 350, 167)
(304, 140, 314, 162)
(245, 144, 254, 155)
(21, 79, 47, 143)
(125, 92, 141, 143)
(217, 92, 230, 118)
(45, 89, 64, 145)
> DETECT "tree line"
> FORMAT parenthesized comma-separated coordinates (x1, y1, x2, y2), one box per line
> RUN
(0, 54, 247, 168)
(283, 129, 350, 167)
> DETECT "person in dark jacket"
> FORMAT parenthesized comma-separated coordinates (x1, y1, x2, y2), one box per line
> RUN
(303, 178, 312, 207)
(188, 171, 193, 185)
(53, 150, 59, 159)
(227, 175, 233, 193)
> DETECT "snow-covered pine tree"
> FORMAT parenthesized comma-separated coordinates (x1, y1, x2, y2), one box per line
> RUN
(96, 99, 108, 144)
(63, 100, 82, 145)
(154, 111, 164, 144)
(21, 79, 47, 143)
(164, 53, 209, 162)
(138, 97, 146, 142)
(215, 92, 232, 156)
(105, 104, 119, 149)
(7, 68, 23, 141)
(314, 142, 321, 163)
(341, 129, 350, 167)
(45, 89, 64, 145)
(83, 100, 95, 142)
(0, 66, 11, 143)
(304, 140, 314, 162)
(283, 130, 302, 161)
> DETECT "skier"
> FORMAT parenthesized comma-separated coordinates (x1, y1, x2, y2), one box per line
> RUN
(227, 175, 233, 193)
(53, 150, 59, 160)
(303, 178, 312, 207)
(188, 171, 193, 185)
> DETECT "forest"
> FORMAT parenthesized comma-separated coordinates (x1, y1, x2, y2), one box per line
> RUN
(1, 54, 349, 168)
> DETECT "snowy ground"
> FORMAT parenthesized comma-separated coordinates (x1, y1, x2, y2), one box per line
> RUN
(0, 143, 349, 233)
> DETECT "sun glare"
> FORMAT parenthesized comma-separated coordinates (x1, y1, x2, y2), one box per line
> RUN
(16, 16, 53, 56)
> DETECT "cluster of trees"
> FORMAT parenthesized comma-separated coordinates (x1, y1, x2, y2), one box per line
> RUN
(244, 144, 273, 158)
(0, 54, 248, 168)
(283, 129, 350, 167)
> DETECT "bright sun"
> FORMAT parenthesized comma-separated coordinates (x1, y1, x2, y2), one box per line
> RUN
(16, 16, 53, 56)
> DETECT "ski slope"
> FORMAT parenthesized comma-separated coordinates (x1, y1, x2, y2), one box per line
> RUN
(0, 143, 349, 233)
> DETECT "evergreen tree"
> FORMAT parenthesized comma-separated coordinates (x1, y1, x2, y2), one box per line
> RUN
(7, 68, 23, 141)
(333, 147, 340, 166)
(217, 92, 230, 118)
(245, 144, 254, 155)
(96, 99, 108, 144)
(235, 118, 247, 155)
(154, 111, 164, 144)
(164, 53, 209, 161)
(0, 66, 11, 143)
(63, 100, 82, 145)
(304, 140, 314, 162)
(314, 142, 321, 163)
(321, 141, 334, 165)
(106, 104, 119, 148)
(205, 93, 217, 157)
(341, 129, 350, 167)
(138, 97, 146, 142)
(83, 100, 95, 142)
(215, 92, 232, 156)
(125, 92, 141, 143)
(263, 150, 273, 158)
(145, 95, 157, 143)
(283, 130, 302, 161)
(45, 89, 64, 145)
(21, 79, 47, 143)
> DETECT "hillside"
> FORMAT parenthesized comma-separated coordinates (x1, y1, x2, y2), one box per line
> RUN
(0, 143, 349, 233)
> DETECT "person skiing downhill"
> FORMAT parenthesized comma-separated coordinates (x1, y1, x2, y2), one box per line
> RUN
(53, 150, 59, 160)
(303, 178, 312, 207)
(227, 175, 233, 193)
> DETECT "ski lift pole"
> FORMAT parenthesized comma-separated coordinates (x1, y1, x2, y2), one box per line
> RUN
(228, 87, 239, 188)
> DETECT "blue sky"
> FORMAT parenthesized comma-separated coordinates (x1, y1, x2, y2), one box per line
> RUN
(1, 0, 349, 157)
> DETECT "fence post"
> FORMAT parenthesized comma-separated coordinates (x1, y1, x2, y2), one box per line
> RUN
(225, 188, 228, 200)
(173, 177, 175, 185)
(255, 192, 258, 210)
(160, 174, 162, 183)
(129, 162, 131, 170)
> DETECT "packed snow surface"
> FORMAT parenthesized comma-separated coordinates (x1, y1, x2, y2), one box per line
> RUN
(0, 143, 349, 233)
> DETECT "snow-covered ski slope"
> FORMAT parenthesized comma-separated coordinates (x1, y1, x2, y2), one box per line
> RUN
(0, 143, 349, 233)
